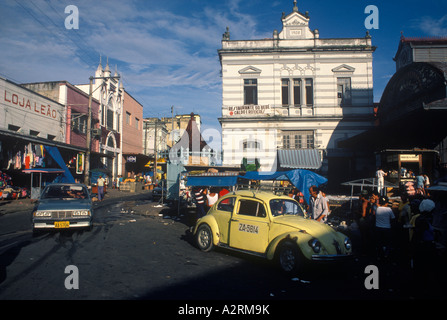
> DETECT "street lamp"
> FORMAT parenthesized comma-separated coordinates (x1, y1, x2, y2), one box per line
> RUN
(84, 75, 120, 186)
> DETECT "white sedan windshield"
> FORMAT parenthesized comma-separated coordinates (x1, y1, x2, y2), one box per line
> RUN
(41, 185, 88, 199)
(270, 199, 304, 217)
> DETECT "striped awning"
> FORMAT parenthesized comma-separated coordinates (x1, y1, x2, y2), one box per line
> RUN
(277, 149, 322, 170)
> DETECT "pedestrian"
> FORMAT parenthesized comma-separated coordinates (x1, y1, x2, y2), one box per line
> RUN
(356, 190, 371, 253)
(308, 185, 329, 223)
(360, 190, 378, 255)
(396, 194, 413, 259)
(206, 187, 219, 211)
(356, 189, 370, 222)
(117, 175, 122, 189)
(423, 174, 430, 189)
(376, 167, 387, 196)
(97, 175, 105, 201)
(398, 194, 412, 227)
(410, 199, 436, 294)
(194, 186, 206, 219)
(289, 188, 304, 205)
(374, 195, 395, 259)
(415, 173, 426, 196)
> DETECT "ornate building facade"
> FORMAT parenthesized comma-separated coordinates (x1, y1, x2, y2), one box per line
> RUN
(219, 1, 376, 187)
(77, 58, 124, 180)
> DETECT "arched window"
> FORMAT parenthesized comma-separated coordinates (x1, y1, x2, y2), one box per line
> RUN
(106, 98, 114, 130)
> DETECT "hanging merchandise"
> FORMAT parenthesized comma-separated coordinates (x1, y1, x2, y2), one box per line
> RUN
(15, 151, 21, 169)
(35, 144, 42, 157)
(25, 154, 30, 169)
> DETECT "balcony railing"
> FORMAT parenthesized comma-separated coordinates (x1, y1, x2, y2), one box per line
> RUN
(159, 148, 222, 166)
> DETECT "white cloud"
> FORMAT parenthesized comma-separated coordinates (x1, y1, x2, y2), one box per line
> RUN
(0, 0, 276, 125)
(413, 15, 447, 36)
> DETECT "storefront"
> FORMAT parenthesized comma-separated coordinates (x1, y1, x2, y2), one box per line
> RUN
(339, 61, 447, 185)
(0, 77, 82, 193)
(123, 153, 151, 178)
(0, 130, 86, 195)
(377, 149, 439, 185)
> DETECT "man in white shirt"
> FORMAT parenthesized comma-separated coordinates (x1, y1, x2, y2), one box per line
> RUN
(97, 175, 105, 201)
(375, 196, 395, 258)
(308, 185, 329, 223)
(376, 168, 387, 196)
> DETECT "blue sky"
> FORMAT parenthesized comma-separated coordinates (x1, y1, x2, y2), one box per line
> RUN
(1, 0, 446, 134)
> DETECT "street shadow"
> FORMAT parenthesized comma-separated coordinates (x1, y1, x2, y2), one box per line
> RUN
(131, 246, 366, 301)
(0, 240, 31, 284)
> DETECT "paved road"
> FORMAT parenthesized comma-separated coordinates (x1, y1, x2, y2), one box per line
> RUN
(0, 189, 446, 307)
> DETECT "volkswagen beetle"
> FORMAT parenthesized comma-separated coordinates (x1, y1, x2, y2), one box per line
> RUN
(193, 190, 352, 273)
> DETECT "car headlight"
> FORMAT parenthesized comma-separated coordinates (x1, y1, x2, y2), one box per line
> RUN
(309, 238, 321, 253)
(34, 211, 51, 217)
(344, 237, 352, 250)
(73, 210, 90, 216)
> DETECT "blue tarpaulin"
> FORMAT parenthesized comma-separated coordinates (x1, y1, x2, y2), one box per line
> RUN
(186, 175, 239, 187)
(186, 169, 327, 205)
(90, 168, 110, 185)
(239, 169, 328, 205)
(44, 146, 76, 183)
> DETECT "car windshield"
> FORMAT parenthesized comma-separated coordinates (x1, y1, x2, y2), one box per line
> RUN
(41, 185, 88, 200)
(270, 199, 305, 217)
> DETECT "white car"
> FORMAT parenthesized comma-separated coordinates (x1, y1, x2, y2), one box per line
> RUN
(32, 183, 93, 233)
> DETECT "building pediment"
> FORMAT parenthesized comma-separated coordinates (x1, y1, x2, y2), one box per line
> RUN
(283, 11, 309, 27)
(332, 64, 356, 74)
(238, 66, 262, 75)
(279, 10, 313, 40)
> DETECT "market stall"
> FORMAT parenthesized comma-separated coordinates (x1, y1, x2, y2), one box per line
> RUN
(185, 169, 328, 207)
(341, 177, 398, 211)
(22, 168, 65, 199)
(238, 169, 328, 206)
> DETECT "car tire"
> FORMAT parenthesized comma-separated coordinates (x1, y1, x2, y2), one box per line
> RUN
(277, 241, 302, 274)
(196, 224, 214, 252)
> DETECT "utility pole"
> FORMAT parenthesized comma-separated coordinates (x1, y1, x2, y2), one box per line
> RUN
(83, 74, 120, 186)
(171, 105, 174, 147)
(144, 119, 148, 155)
(153, 119, 158, 184)
(84, 76, 94, 186)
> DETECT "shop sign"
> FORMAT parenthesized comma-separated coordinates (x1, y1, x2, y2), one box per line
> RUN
(76, 153, 84, 174)
(400, 154, 419, 162)
(224, 105, 272, 117)
(127, 156, 137, 163)
(2, 80, 61, 120)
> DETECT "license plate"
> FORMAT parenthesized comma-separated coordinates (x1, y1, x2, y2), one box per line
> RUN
(55, 221, 70, 228)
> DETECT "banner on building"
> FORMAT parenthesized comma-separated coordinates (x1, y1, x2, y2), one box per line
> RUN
(76, 153, 84, 174)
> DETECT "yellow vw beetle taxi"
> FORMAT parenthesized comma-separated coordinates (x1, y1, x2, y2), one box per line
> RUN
(193, 190, 352, 273)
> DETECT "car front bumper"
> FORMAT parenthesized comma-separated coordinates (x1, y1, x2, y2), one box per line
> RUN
(33, 218, 92, 229)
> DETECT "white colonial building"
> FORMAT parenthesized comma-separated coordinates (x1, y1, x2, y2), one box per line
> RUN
(219, 1, 376, 186)
(77, 58, 124, 180)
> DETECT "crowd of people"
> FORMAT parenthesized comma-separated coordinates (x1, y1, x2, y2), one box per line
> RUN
(188, 174, 446, 269)
(352, 177, 446, 280)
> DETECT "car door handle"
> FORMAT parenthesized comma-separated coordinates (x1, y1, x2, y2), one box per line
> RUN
(230, 218, 238, 222)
